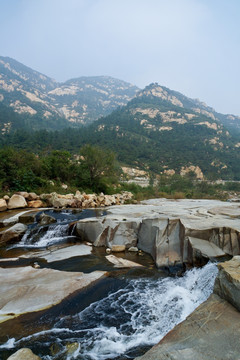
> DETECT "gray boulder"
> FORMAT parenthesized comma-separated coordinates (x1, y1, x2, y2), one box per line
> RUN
(7, 348, 41, 360)
(0, 223, 27, 244)
(8, 195, 28, 209)
(0, 198, 7, 212)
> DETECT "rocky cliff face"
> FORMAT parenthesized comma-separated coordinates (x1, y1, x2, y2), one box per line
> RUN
(0, 56, 139, 131)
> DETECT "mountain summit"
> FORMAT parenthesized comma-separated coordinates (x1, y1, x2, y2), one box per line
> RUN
(86, 82, 240, 179)
(0, 56, 139, 131)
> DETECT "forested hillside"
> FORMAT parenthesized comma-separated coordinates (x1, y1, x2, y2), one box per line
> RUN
(1, 83, 240, 180)
(0, 56, 139, 131)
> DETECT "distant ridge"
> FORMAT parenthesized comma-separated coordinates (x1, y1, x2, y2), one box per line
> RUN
(0, 56, 139, 131)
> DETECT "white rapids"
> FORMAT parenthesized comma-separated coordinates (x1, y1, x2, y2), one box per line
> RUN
(0, 262, 218, 360)
(16, 224, 71, 248)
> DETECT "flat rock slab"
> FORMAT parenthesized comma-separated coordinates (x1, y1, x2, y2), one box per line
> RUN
(0, 266, 105, 323)
(188, 236, 226, 258)
(106, 254, 143, 268)
(20, 244, 93, 263)
(135, 294, 240, 360)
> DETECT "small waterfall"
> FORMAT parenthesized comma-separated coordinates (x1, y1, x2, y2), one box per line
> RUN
(1, 262, 218, 360)
(13, 209, 106, 249)
(15, 224, 70, 248)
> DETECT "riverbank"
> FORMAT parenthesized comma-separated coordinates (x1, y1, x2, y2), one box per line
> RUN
(1, 198, 240, 359)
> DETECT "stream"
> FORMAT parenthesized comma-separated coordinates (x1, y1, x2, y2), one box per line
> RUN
(0, 209, 218, 360)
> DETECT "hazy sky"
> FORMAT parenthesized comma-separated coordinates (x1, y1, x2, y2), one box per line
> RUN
(1, 0, 240, 115)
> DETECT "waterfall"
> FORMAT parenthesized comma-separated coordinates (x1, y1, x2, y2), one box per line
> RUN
(15, 224, 70, 248)
(1, 262, 218, 360)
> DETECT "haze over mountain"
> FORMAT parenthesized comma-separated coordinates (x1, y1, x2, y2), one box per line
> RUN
(0, 56, 139, 132)
(0, 56, 240, 180)
(83, 83, 240, 180)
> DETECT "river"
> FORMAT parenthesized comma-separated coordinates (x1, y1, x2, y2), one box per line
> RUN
(0, 209, 218, 360)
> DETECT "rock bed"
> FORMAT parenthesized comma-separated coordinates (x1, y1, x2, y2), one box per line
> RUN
(0, 190, 133, 211)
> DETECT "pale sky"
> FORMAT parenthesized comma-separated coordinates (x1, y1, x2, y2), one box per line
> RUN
(1, 0, 240, 115)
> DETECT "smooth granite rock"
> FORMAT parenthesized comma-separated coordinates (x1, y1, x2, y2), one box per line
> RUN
(75, 199, 240, 267)
(7, 348, 41, 360)
(0, 266, 105, 323)
(8, 195, 28, 210)
(214, 256, 240, 311)
(0, 223, 27, 244)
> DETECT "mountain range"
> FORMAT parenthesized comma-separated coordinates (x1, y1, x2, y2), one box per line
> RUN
(0, 56, 139, 131)
(0, 56, 240, 180)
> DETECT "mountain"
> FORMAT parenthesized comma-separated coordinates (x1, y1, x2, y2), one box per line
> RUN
(84, 83, 240, 180)
(0, 56, 139, 131)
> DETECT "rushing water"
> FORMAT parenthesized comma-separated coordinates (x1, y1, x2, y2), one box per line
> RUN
(0, 262, 218, 360)
(11, 209, 106, 249)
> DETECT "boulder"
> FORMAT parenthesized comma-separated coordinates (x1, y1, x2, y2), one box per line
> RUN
(7, 348, 41, 360)
(3, 195, 10, 201)
(214, 256, 240, 311)
(0, 223, 27, 244)
(58, 193, 74, 199)
(15, 191, 29, 199)
(19, 211, 38, 224)
(0, 198, 7, 212)
(66, 342, 80, 356)
(28, 192, 39, 201)
(38, 213, 56, 225)
(27, 200, 44, 208)
(51, 194, 73, 208)
(8, 195, 28, 210)
(111, 244, 126, 252)
(128, 246, 139, 252)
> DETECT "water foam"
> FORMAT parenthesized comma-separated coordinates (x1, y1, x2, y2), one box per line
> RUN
(0, 262, 218, 359)
(15, 224, 70, 248)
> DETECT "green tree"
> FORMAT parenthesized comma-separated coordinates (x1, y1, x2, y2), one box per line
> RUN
(77, 144, 118, 192)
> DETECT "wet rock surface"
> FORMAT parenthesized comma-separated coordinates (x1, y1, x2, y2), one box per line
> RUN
(1, 200, 240, 360)
(0, 266, 106, 323)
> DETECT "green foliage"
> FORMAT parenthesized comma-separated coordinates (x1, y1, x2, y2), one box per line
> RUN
(76, 144, 119, 192)
(0, 145, 119, 194)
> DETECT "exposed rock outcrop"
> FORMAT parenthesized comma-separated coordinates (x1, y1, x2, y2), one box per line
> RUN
(214, 256, 240, 311)
(75, 199, 240, 268)
(76, 218, 139, 249)
(7, 348, 41, 360)
(0, 266, 106, 323)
